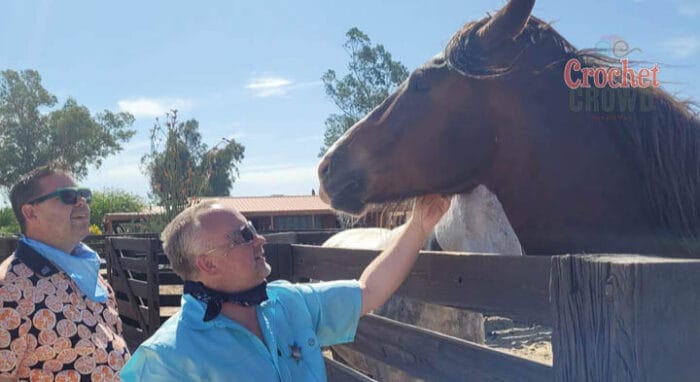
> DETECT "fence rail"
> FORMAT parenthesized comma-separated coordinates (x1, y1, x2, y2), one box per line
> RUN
(6, 232, 698, 381)
(288, 245, 552, 325)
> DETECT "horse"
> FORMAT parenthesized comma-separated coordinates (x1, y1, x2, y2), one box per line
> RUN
(318, 0, 700, 258)
(323, 185, 523, 381)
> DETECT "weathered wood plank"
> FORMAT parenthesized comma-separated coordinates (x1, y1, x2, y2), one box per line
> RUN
(325, 357, 377, 382)
(158, 272, 183, 285)
(108, 237, 158, 252)
(292, 245, 551, 324)
(341, 314, 552, 381)
(114, 257, 149, 273)
(263, 232, 298, 244)
(110, 275, 150, 299)
(265, 243, 293, 281)
(551, 255, 700, 382)
(115, 299, 150, 323)
(122, 324, 147, 352)
(158, 294, 181, 307)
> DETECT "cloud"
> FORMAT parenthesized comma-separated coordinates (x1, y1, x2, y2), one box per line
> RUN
(245, 76, 322, 98)
(117, 97, 194, 118)
(676, 0, 700, 17)
(665, 36, 700, 59)
(246, 77, 292, 97)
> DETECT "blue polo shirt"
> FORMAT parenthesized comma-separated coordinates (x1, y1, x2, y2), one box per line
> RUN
(120, 279, 362, 382)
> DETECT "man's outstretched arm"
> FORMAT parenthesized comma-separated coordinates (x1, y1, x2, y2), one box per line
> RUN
(358, 194, 450, 315)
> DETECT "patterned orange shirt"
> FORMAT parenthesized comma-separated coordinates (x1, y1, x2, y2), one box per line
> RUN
(0, 241, 130, 381)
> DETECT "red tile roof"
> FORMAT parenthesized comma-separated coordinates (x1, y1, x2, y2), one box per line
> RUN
(197, 195, 334, 215)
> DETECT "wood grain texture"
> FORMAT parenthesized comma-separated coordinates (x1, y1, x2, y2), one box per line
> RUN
(551, 255, 700, 382)
(292, 245, 551, 324)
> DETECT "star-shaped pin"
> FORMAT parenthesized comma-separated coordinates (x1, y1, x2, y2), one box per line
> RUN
(289, 342, 302, 363)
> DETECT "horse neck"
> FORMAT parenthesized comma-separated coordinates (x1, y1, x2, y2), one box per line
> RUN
(487, 82, 673, 256)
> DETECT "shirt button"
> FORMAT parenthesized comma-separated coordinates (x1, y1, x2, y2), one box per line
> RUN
(308, 338, 315, 347)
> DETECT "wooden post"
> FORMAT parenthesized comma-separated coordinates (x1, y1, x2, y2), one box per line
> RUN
(551, 254, 700, 382)
(265, 243, 293, 282)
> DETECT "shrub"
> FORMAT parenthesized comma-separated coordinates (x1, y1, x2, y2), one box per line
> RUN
(90, 189, 145, 228)
(0, 207, 20, 236)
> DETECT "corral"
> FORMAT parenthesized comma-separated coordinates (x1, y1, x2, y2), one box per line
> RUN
(98, 233, 700, 381)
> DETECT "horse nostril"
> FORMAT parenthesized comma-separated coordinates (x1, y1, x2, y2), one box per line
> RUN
(318, 157, 331, 179)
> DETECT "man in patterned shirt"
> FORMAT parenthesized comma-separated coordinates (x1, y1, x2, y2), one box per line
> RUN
(0, 165, 130, 381)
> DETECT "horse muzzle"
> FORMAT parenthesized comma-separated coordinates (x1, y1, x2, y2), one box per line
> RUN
(317, 155, 369, 214)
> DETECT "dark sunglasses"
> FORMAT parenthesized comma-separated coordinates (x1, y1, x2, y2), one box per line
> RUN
(27, 187, 92, 205)
(203, 221, 260, 255)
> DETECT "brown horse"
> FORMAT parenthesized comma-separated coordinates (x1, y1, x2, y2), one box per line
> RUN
(318, 0, 700, 257)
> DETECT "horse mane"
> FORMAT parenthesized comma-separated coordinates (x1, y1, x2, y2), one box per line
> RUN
(446, 14, 700, 247)
(608, 89, 700, 245)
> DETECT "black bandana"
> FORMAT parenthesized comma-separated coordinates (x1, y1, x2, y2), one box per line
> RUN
(184, 280, 269, 321)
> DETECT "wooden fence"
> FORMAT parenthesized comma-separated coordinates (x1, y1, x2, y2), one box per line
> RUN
(5, 233, 699, 381)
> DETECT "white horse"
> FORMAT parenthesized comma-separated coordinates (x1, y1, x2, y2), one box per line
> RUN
(323, 185, 522, 381)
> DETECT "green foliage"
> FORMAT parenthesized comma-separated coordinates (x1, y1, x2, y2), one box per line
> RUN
(141, 110, 245, 221)
(0, 207, 20, 236)
(0, 69, 136, 189)
(319, 27, 409, 156)
(89, 189, 145, 228)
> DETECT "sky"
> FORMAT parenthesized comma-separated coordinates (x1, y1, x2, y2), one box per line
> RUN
(1, 0, 699, 204)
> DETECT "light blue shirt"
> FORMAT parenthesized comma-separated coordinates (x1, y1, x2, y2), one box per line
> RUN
(120, 279, 362, 382)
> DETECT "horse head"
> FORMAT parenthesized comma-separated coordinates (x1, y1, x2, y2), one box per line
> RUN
(317, 0, 566, 214)
(318, 0, 700, 256)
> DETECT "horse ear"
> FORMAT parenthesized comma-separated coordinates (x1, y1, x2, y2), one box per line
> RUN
(477, 0, 535, 46)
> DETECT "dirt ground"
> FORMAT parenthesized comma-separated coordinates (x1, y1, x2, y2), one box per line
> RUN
(484, 316, 553, 365)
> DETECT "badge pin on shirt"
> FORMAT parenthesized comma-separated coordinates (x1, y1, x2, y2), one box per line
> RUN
(289, 342, 302, 363)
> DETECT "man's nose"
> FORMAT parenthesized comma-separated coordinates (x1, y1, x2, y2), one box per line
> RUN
(75, 196, 89, 207)
(253, 234, 266, 246)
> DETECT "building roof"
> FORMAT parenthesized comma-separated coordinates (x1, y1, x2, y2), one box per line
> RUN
(197, 195, 334, 215)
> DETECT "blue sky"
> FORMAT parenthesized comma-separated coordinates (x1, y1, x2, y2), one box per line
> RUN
(1, 0, 698, 202)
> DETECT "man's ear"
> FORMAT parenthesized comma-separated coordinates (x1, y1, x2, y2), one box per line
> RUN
(195, 255, 219, 276)
(21, 204, 38, 224)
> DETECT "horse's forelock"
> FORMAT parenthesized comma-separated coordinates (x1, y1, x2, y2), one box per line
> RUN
(445, 16, 577, 79)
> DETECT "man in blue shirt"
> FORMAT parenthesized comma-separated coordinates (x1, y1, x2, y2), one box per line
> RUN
(120, 195, 449, 381)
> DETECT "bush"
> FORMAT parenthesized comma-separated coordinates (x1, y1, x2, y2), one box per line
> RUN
(0, 207, 20, 236)
(89, 224, 103, 235)
(90, 189, 145, 228)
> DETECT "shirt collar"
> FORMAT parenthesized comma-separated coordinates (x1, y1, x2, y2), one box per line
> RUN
(14, 240, 60, 277)
(181, 289, 277, 331)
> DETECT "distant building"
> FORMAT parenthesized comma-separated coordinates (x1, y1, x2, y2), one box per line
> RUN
(103, 194, 410, 234)
(103, 195, 340, 233)
(197, 195, 339, 232)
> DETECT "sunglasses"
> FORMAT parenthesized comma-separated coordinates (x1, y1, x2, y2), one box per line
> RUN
(27, 187, 93, 205)
(202, 221, 260, 256)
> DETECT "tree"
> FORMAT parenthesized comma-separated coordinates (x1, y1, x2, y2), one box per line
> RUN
(141, 110, 245, 220)
(0, 207, 20, 236)
(0, 69, 135, 188)
(89, 189, 145, 228)
(319, 27, 409, 156)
